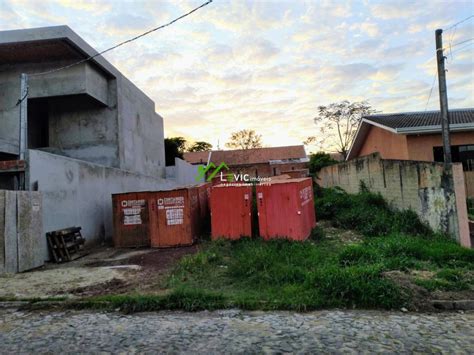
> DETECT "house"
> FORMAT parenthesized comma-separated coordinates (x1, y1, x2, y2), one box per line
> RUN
(347, 109, 474, 166)
(346, 109, 474, 198)
(0, 25, 181, 260)
(183, 145, 309, 178)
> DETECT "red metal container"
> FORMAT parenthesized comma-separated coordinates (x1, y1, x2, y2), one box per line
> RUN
(112, 191, 151, 247)
(210, 184, 252, 240)
(149, 187, 200, 247)
(256, 178, 316, 241)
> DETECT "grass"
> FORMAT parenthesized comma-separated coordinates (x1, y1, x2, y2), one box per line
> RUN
(315, 185, 433, 238)
(42, 186, 474, 313)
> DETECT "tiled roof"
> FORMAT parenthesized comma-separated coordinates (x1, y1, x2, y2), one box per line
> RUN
(364, 108, 474, 131)
(183, 145, 307, 166)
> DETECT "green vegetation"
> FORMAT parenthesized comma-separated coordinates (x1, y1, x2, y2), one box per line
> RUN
(49, 187, 474, 313)
(308, 152, 338, 177)
(315, 185, 433, 238)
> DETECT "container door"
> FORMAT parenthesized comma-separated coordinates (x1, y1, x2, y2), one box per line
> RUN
(211, 186, 252, 239)
(113, 192, 150, 247)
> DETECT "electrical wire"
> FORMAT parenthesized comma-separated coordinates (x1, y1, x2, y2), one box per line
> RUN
(424, 71, 437, 111)
(10, 0, 213, 107)
(444, 15, 474, 31)
(450, 42, 474, 55)
(29, 0, 213, 77)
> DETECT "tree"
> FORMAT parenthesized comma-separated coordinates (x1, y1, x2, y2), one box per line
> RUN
(225, 129, 263, 150)
(307, 101, 375, 160)
(164, 137, 187, 166)
(308, 152, 338, 176)
(188, 141, 213, 152)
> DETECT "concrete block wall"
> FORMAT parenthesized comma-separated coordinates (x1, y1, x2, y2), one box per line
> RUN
(29, 149, 176, 261)
(318, 153, 471, 248)
(0, 190, 43, 274)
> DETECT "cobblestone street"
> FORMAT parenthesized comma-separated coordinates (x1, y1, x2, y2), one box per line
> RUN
(0, 309, 473, 353)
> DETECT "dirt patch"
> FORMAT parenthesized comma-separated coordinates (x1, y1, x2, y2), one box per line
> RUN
(71, 245, 200, 297)
(383, 270, 474, 310)
(383, 271, 433, 311)
(0, 267, 130, 299)
(0, 245, 199, 299)
(318, 220, 363, 245)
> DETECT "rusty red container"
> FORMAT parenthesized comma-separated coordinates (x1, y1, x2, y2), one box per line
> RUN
(256, 178, 316, 241)
(210, 184, 252, 240)
(112, 191, 151, 247)
(149, 187, 200, 247)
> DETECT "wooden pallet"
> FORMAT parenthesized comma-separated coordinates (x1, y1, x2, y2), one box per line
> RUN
(46, 226, 86, 263)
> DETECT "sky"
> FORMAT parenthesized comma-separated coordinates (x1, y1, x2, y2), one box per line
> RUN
(1, 0, 473, 152)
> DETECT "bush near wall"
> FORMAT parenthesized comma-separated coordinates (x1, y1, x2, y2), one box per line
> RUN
(315, 185, 433, 238)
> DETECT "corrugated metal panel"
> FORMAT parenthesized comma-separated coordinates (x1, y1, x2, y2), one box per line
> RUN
(112, 192, 151, 248)
(257, 178, 316, 241)
(149, 188, 199, 247)
(210, 184, 252, 240)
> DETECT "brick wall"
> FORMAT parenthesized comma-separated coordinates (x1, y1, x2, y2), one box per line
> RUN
(318, 153, 471, 248)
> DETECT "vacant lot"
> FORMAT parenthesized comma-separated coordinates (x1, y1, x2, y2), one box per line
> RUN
(3, 187, 473, 312)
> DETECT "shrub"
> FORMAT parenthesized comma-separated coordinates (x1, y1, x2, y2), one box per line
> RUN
(315, 187, 434, 238)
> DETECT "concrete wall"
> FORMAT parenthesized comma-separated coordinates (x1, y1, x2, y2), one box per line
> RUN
(117, 76, 166, 178)
(407, 131, 474, 161)
(29, 149, 175, 261)
(0, 34, 166, 178)
(174, 158, 203, 186)
(318, 153, 471, 247)
(0, 61, 109, 156)
(0, 190, 43, 274)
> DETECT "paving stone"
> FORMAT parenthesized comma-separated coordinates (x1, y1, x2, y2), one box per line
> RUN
(0, 309, 473, 353)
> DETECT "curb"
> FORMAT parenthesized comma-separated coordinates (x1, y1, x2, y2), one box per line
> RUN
(0, 301, 29, 309)
(432, 300, 474, 311)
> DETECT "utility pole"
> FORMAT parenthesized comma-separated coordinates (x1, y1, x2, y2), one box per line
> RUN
(435, 29, 452, 167)
(19, 73, 29, 190)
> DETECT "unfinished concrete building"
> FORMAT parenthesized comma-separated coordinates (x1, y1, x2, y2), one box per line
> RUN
(0, 26, 178, 261)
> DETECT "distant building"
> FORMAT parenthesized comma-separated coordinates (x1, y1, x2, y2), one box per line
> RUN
(347, 109, 474, 170)
(183, 145, 309, 178)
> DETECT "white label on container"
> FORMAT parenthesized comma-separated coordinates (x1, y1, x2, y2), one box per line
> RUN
(166, 208, 184, 225)
(124, 214, 142, 225)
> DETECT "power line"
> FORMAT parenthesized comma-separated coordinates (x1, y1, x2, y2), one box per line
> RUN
(450, 41, 474, 55)
(29, 0, 213, 78)
(424, 71, 437, 111)
(444, 14, 474, 31)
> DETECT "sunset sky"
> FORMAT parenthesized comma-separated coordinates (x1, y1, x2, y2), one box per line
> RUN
(1, 0, 473, 152)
